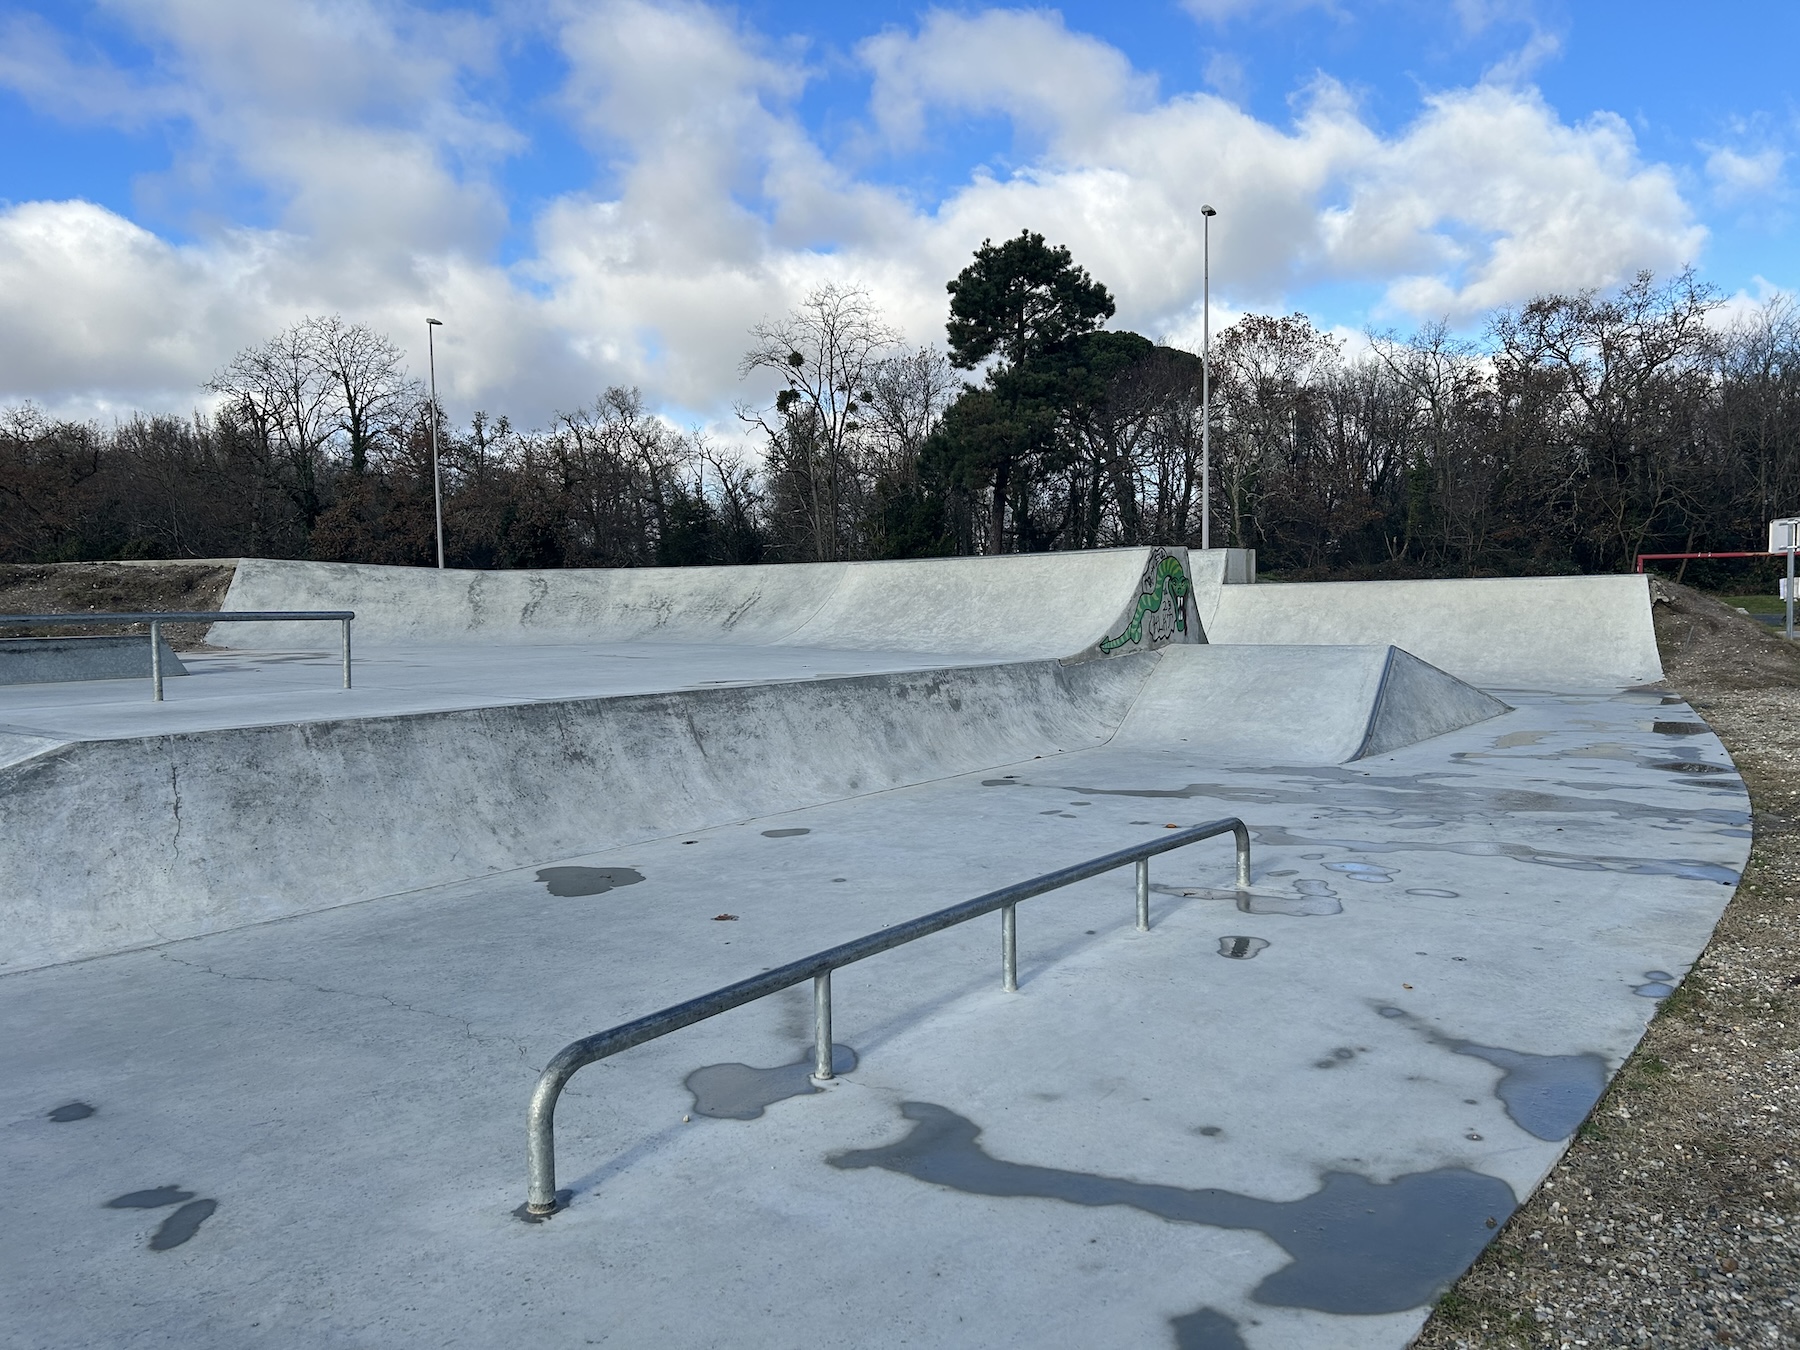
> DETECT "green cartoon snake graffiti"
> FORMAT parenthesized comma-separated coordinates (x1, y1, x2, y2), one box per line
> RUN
(1098, 552, 1191, 653)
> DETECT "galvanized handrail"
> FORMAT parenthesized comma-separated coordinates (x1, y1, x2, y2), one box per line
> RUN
(0, 611, 355, 701)
(524, 817, 1251, 1217)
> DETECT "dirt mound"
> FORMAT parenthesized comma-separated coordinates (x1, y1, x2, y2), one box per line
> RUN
(1649, 575, 1800, 692)
(0, 561, 239, 648)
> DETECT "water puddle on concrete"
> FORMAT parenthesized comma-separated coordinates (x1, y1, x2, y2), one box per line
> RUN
(1378, 1006, 1608, 1141)
(1217, 936, 1268, 960)
(1249, 826, 1739, 886)
(105, 1186, 218, 1250)
(685, 1045, 858, 1120)
(761, 828, 811, 838)
(1322, 861, 1394, 883)
(47, 1101, 94, 1122)
(535, 866, 645, 897)
(1171, 1307, 1249, 1349)
(829, 1101, 1514, 1315)
(1653, 722, 1709, 736)
(1406, 888, 1461, 898)
(1634, 971, 1677, 998)
(148, 1200, 217, 1251)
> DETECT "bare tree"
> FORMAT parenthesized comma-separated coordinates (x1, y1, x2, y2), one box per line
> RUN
(739, 284, 900, 561)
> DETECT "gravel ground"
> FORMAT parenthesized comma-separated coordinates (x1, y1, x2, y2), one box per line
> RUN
(1414, 580, 1800, 1349)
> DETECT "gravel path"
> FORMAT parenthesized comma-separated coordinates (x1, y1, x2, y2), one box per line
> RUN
(1414, 581, 1800, 1349)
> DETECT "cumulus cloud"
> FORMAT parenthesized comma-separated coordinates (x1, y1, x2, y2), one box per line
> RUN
(0, 0, 1708, 428)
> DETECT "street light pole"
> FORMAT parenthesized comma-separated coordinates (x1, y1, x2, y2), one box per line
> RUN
(426, 317, 445, 570)
(1200, 205, 1216, 552)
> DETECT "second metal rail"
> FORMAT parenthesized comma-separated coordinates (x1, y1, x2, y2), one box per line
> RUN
(0, 611, 355, 701)
(524, 817, 1251, 1217)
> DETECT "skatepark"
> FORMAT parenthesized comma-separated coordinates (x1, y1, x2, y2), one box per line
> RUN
(0, 548, 1746, 1349)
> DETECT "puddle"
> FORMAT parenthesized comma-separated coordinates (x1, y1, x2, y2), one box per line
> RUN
(1322, 861, 1394, 884)
(1217, 936, 1268, 959)
(761, 828, 811, 838)
(1652, 722, 1708, 736)
(47, 1101, 95, 1122)
(1250, 879, 1341, 916)
(829, 1102, 1514, 1314)
(685, 1045, 858, 1120)
(535, 867, 645, 897)
(149, 1199, 217, 1250)
(1405, 888, 1461, 898)
(1379, 1007, 1608, 1141)
(107, 1187, 194, 1209)
(1634, 971, 1677, 998)
(1655, 761, 1730, 775)
(1171, 1307, 1249, 1349)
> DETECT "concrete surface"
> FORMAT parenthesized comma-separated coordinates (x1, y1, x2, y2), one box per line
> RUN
(1205, 574, 1665, 688)
(0, 683, 1745, 1350)
(0, 634, 187, 686)
(0, 551, 1740, 1350)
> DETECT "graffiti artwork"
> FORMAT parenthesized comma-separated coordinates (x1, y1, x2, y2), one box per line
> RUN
(1098, 549, 1192, 654)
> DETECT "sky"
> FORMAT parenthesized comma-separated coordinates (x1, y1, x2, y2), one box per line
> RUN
(0, 0, 1795, 431)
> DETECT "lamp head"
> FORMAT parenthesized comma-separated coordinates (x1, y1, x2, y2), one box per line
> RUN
(1200, 205, 1217, 217)
(426, 317, 444, 326)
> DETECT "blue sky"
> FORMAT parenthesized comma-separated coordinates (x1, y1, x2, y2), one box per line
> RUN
(1, 1, 1794, 426)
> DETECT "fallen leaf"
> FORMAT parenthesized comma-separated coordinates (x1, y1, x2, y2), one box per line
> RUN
(713, 913, 738, 922)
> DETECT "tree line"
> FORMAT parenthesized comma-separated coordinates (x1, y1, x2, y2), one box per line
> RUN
(4, 237, 1797, 585)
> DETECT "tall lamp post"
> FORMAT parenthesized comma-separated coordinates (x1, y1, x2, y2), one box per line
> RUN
(1200, 205, 1216, 552)
(426, 317, 445, 570)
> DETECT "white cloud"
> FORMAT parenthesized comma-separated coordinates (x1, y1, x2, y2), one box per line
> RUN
(1705, 146, 1786, 203)
(0, 1, 1711, 428)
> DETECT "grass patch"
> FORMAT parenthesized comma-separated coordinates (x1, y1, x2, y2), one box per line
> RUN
(1716, 594, 1785, 615)
(1655, 973, 1709, 1020)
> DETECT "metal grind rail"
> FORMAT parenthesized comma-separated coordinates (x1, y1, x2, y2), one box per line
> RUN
(0, 611, 356, 701)
(524, 817, 1251, 1218)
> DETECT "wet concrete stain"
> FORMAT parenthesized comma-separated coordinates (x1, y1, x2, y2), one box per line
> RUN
(47, 1101, 95, 1122)
(107, 1186, 194, 1208)
(1406, 888, 1461, 898)
(685, 1045, 858, 1119)
(761, 828, 811, 838)
(1653, 722, 1709, 736)
(1162, 879, 1343, 916)
(1059, 766, 1748, 832)
(1171, 1306, 1250, 1349)
(1246, 825, 1739, 886)
(149, 1200, 217, 1251)
(1656, 760, 1731, 775)
(1314, 1046, 1358, 1069)
(536, 866, 645, 897)
(1379, 1007, 1609, 1141)
(828, 1102, 1515, 1314)
(1634, 970, 1677, 998)
(1322, 860, 1394, 883)
(105, 1186, 217, 1250)
(1217, 936, 1268, 959)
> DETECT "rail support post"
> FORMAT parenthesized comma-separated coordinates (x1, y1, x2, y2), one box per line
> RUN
(1001, 903, 1018, 992)
(150, 620, 164, 702)
(342, 616, 353, 689)
(811, 972, 834, 1081)
(1135, 858, 1150, 931)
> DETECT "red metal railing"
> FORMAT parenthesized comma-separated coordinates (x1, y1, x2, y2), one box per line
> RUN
(1634, 551, 1774, 574)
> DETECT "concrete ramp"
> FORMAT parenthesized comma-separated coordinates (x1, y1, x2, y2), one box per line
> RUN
(0, 635, 187, 686)
(1203, 574, 1662, 688)
(1113, 644, 1506, 762)
(214, 548, 1204, 661)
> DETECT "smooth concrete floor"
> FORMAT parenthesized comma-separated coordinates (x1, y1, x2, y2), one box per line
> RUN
(0, 641, 1000, 745)
(0, 685, 1748, 1349)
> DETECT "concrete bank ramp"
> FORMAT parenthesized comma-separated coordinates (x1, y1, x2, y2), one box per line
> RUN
(1118, 644, 1506, 762)
(1203, 574, 1662, 688)
(0, 657, 1153, 974)
(215, 547, 1206, 661)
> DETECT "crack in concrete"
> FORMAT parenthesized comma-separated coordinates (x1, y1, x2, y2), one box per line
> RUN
(155, 952, 534, 1065)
